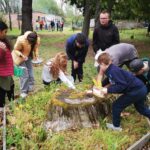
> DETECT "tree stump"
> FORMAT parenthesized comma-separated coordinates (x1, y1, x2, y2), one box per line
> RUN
(44, 88, 117, 132)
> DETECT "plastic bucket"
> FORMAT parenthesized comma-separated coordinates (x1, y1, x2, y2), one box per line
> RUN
(14, 66, 24, 77)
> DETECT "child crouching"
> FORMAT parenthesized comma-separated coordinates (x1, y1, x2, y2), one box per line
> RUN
(96, 52, 150, 131)
(42, 52, 75, 89)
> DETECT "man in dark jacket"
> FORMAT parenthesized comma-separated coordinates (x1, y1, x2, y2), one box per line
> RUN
(66, 33, 89, 82)
(93, 10, 120, 53)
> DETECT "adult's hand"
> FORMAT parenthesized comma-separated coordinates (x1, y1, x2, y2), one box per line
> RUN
(73, 61, 78, 69)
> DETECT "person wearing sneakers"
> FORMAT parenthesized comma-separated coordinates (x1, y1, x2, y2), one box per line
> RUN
(0, 21, 14, 110)
(95, 52, 150, 131)
(129, 58, 150, 93)
(12, 31, 40, 98)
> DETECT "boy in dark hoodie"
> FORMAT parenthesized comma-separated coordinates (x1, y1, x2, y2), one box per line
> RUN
(96, 52, 150, 131)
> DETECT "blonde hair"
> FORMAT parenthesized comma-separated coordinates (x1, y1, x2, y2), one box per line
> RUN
(50, 52, 68, 79)
(97, 53, 111, 65)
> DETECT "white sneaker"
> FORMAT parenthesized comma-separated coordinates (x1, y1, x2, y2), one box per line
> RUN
(106, 123, 122, 131)
(20, 93, 27, 98)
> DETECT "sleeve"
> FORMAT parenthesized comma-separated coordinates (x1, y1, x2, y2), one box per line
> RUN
(0, 48, 5, 59)
(13, 37, 23, 56)
(66, 40, 75, 60)
(92, 28, 99, 53)
(59, 70, 76, 89)
(107, 70, 128, 93)
(112, 26, 120, 45)
(33, 36, 40, 59)
(77, 43, 89, 63)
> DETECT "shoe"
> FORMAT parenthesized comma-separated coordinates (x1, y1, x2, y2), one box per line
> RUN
(20, 93, 27, 98)
(106, 123, 122, 131)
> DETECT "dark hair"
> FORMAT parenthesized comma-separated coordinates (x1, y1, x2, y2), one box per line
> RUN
(76, 33, 86, 45)
(0, 21, 11, 50)
(0, 21, 8, 31)
(27, 31, 37, 43)
(129, 59, 144, 73)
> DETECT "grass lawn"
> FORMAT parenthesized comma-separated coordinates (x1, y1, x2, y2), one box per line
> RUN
(6, 28, 150, 149)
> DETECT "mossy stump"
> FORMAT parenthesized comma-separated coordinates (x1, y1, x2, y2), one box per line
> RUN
(45, 89, 116, 132)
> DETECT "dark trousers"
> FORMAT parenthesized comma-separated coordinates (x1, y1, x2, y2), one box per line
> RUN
(43, 78, 61, 86)
(0, 84, 14, 107)
(112, 86, 150, 127)
(71, 61, 83, 82)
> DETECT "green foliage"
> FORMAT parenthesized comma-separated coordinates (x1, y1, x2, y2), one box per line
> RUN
(33, 0, 63, 16)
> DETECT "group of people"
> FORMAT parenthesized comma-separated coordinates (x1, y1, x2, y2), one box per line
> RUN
(0, 9, 150, 131)
(35, 19, 64, 32)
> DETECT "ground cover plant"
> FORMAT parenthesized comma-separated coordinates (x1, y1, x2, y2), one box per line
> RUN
(6, 28, 150, 149)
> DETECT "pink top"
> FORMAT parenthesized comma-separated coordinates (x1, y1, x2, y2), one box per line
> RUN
(0, 48, 14, 76)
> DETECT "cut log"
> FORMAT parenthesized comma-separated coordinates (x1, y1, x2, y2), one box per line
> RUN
(44, 88, 117, 132)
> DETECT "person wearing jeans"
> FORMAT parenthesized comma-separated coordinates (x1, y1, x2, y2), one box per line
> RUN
(95, 52, 150, 131)
(12, 31, 40, 98)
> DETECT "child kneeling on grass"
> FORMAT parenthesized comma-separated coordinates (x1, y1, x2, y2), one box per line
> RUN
(42, 52, 75, 90)
(96, 52, 150, 131)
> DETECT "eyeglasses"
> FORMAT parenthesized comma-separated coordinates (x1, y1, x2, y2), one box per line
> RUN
(100, 18, 109, 20)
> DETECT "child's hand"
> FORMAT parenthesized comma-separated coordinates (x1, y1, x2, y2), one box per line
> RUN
(0, 42, 7, 51)
(93, 78, 102, 89)
(101, 87, 108, 94)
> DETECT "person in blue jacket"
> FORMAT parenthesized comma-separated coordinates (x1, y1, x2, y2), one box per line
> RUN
(95, 52, 150, 131)
(66, 33, 89, 82)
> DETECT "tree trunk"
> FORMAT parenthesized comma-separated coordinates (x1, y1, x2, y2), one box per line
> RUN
(44, 89, 116, 132)
(82, 0, 91, 37)
(94, 0, 101, 27)
(21, 0, 33, 34)
(107, 0, 116, 16)
(8, 4, 12, 31)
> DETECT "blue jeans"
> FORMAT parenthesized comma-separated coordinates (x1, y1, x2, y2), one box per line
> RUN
(19, 57, 34, 93)
(112, 86, 150, 127)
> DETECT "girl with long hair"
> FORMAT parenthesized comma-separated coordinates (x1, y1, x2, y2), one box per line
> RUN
(0, 21, 14, 110)
(42, 52, 75, 89)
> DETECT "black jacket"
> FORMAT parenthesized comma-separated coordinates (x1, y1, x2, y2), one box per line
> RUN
(93, 21, 120, 53)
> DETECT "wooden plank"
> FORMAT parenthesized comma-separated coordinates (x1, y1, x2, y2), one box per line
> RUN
(127, 132, 150, 150)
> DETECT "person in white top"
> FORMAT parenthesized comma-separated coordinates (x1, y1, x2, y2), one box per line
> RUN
(42, 52, 76, 89)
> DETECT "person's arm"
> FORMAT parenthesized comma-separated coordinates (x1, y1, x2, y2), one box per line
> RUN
(66, 41, 75, 60)
(0, 48, 6, 59)
(92, 28, 99, 53)
(107, 69, 128, 93)
(112, 26, 120, 45)
(59, 70, 76, 89)
(33, 36, 40, 60)
(77, 43, 89, 63)
(13, 38, 24, 56)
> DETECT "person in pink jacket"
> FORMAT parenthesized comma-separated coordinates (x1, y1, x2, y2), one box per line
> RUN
(0, 21, 14, 110)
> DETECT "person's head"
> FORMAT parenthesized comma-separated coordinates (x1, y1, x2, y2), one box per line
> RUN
(50, 52, 68, 78)
(75, 33, 86, 48)
(129, 59, 145, 75)
(99, 10, 110, 26)
(97, 52, 112, 72)
(0, 21, 8, 40)
(27, 31, 37, 44)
